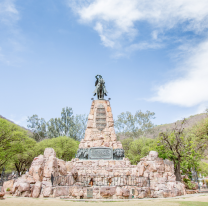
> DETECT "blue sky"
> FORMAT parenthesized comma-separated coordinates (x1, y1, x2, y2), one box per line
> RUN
(1, 0, 208, 127)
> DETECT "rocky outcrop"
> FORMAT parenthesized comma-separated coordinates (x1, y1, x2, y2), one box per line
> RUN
(10, 148, 186, 199)
(11, 148, 66, 198)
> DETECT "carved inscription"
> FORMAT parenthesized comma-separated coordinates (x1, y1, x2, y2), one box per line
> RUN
(96, 104, 106, 131)
(89, 147, 113, 160)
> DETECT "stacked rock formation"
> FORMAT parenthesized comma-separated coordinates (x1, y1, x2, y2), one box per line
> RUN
(3, 148, 67, 198)
(4, 100, 186, 199)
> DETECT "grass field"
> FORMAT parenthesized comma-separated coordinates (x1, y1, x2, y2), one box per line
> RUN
(1, 194, 208, 206)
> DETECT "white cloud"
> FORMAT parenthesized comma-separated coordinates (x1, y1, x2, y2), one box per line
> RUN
(151, 39, 208, 107)
(67, 0, 208, 108)
(68, 0, 208, 50)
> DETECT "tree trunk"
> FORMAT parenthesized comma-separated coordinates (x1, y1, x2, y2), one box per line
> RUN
(175, 161, 181, 181)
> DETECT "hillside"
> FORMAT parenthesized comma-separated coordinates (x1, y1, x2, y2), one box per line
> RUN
(0, 115, 32, 135)
(118, 113, 208, 141)
(146, 113, 208, 139)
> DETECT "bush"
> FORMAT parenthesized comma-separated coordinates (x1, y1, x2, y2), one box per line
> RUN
(35, 136, 79, 161)
(6, 188, 11, 192)
(183, 178, 198, 190)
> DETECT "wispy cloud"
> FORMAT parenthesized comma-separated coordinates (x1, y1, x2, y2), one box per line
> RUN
(67, 0, 208, 52)
(151, 38, 208, 108)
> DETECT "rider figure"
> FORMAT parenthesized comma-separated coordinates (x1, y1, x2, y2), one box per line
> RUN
(93, 75, 108, 99)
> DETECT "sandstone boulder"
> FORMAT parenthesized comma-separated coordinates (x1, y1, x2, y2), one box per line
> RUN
(54, 186, 69, 197)
(3, 179, 14, 193)
(18, 182, 30, 193)
(32, 181, 42, 198)
(44, 148, 56, 159)
(43, 156, 58, 178)
(29, 155, 44, 181)
(58, 159, 67, 176)
(43, 186, 52, 197)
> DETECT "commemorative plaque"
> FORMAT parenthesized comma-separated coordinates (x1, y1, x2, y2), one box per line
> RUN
(88, 147, 113, 160)
(87, 188, 93, 198)
(96, 104, 106, 131)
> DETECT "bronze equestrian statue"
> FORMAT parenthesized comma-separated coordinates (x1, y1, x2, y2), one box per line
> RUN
(93, 75, 108, 100)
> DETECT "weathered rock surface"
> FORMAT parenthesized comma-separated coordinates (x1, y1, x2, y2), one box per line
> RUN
(79, 100, 121, 150)
(32, 181, 42, 198)
(3, 179, 14, 193)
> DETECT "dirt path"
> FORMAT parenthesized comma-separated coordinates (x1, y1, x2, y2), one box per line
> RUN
(1, 194, 208, 206)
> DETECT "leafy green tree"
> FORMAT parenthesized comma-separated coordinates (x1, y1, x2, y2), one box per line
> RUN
(11, 136, 36, 175)
(198, 161, 208, 177)
(157, 119, 208, 181)
(0, 118, 28, 168)
(115, 110, 155, 139)
(35, 136, 79, 161)
(122, 137, 156, 165)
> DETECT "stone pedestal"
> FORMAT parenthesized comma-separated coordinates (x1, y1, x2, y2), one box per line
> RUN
(79, 100, 122, 149)
(76, 100, 124, 160)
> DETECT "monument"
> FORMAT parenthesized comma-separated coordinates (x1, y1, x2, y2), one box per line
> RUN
(76, 74, 125, 160)
(6, 75, 186, 199)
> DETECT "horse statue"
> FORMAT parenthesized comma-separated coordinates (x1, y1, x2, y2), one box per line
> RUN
(93, 75, 108, 99)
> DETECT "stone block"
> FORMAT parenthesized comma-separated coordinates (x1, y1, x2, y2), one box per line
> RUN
(87, 120, 93, 128)
(122, 188, 130, 197)
(100, 187, 116, 197)
(54, 186, 69, 197)
(88, 114, 93, 120)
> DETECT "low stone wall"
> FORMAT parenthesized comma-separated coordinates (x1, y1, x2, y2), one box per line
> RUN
(53, 183, 185, 199)
(6, 148, 186, 199)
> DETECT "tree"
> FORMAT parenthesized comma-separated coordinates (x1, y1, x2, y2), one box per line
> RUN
(122, 137, 156, 165)
(11, 136, 36, 175)
(157, 119, 208, 181)
(36, 136, 79, 161)
(27, 107, 87, 141)
(0, 118, 28, 168)
(27, 115, 47, 141)
(70, 114, 88, 140)
(115, 110, 155, 139)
